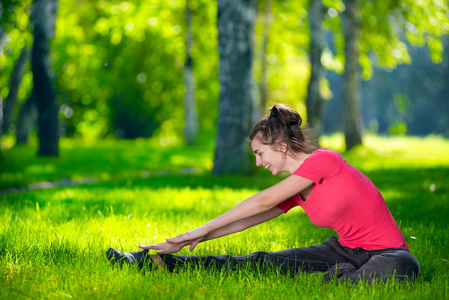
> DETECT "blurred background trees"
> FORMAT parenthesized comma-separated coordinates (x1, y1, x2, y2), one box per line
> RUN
(212, 0, 256, 175)
(0, 0, 448, 171)
(182, 0, 199, 146)
(305, 0, 325, 146)
(31, 0, 59, 156)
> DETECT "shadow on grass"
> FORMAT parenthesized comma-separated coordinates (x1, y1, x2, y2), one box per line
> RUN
(364, 167, 449, 225)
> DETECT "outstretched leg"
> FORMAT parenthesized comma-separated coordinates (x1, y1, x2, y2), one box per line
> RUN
(158, 236, 367, 273)
(105, 237, 419, 284)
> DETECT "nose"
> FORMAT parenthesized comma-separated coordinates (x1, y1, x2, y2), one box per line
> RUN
(256, 156, 262, 167)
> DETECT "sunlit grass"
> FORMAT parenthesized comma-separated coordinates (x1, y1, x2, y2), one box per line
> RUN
(320, 133, 449, 174)
(1, 135, 449, 298)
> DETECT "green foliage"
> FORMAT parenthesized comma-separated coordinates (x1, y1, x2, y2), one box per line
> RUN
(0, 0, 221, 144)
(322, 0, 346, 74)
(254, 0, 311, 116)
(51, 0, 223, 143)
(1, 0, 316, 143)
(0, 135, 448, 298)
(1, 0, 449, 145)
(0, 0, 33, 102)
(54, 0, 186, 140)
(322, 0, 449, 80)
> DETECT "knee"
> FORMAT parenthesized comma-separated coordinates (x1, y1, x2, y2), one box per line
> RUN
(395, 250, 420, 279)
(373, 250, 420, 281)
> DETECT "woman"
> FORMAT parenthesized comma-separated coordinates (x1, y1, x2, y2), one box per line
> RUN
(106, 104, 419, 283)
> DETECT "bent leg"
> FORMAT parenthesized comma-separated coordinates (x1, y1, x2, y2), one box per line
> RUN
(333, 250, 420, 284)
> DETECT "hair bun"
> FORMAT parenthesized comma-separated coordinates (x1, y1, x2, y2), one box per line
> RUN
(269, 106, 279, 119)
(269, 104, 302, 127)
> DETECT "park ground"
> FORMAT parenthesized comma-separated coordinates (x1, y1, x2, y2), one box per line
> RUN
(0, 134, 448, 299)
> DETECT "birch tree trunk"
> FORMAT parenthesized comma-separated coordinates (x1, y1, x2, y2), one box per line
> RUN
(16, 90, 37, 145)
(305, 0, 325, 144)
(253, 0, 272, 124)
(31, 0, 59, 156)
(182, 0, 199, 146)
(213, 0, 257, 175)
(2, 46, 29, 133)
(342, 0, 363, 150)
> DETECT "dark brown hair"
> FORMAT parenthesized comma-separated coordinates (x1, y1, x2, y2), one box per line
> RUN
(248, 103, 316, 154)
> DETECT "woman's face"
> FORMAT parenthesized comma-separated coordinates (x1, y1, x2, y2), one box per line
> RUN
(250, 138, 286, 175)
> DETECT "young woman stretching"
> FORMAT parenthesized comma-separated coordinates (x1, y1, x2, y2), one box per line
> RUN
(106, 104, 419, 283)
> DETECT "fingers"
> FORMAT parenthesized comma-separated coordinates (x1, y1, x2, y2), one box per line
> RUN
(139, 242, 182, 254)
(166, 229, 205, 244)
(189, 243, 197, 252)
(188, 237, 203, 252)
(165, 237, 182, 244)
(165, 234, 184, 244)
(141, 235, 200, 254)
(140, 245, 170, 254)
(139, 244, 161, 250)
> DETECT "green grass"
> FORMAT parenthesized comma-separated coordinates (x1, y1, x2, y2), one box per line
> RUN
(0, 136, 214, 190)
(1, 134, 448, 299)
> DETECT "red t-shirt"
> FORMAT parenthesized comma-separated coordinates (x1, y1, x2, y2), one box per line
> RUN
(276, 148, 409, 251)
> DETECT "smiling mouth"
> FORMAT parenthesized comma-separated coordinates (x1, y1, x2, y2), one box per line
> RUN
(264, 164, 271, 170)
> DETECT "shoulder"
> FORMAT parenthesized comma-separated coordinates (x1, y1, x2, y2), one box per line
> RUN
(306, 148, 343, 165)
(293, 148, 343, 181)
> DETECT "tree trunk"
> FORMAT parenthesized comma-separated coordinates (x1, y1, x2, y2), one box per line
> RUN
(0, 30, 4, 158)
(2, 46, 29, 133)
(31, 0, 59, 156)
(253, 0, 272, 124)
(182, 0, 199, 146)
(0, 96, 3, 158)
(213, 0, 257, 176)
(16, 90, 37, 145)
(305, 0, 325, 144)
(342, 0, 363, 150)
(0, 29, 7, 51)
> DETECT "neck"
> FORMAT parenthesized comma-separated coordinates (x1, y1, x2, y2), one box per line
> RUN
(285, 152, 310, 174)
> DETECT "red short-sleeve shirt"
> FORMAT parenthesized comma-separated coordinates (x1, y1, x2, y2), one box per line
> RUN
(277, 149, 409, 251)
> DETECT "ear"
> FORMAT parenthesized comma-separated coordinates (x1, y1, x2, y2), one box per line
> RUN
(277, 142, 288, 154)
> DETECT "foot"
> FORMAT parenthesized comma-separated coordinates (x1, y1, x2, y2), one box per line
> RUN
(106, 248, 152, 269)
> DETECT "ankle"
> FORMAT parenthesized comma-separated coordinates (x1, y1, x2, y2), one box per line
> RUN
(150, 254, 165, 269)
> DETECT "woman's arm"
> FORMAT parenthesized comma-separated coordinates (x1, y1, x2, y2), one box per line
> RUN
(139, 207, 284, 254)
(189, 206, 284, 251)
(206, 206, 284, 240)
(166, 175, 313, 245)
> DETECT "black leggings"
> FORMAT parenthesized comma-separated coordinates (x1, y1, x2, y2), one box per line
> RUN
(160, 236, 420, 283)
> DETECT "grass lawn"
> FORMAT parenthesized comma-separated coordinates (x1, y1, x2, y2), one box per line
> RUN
(0, 134, 448, 299)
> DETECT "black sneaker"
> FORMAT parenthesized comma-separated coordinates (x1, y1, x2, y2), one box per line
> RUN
(106, 248, 152, 269)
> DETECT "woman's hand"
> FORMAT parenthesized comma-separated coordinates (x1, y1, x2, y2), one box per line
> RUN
(139, 236, 205, 254)
(139, 217, 209, 255)
(165, 226, 209, 246)
(138, 241, 187, 254)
